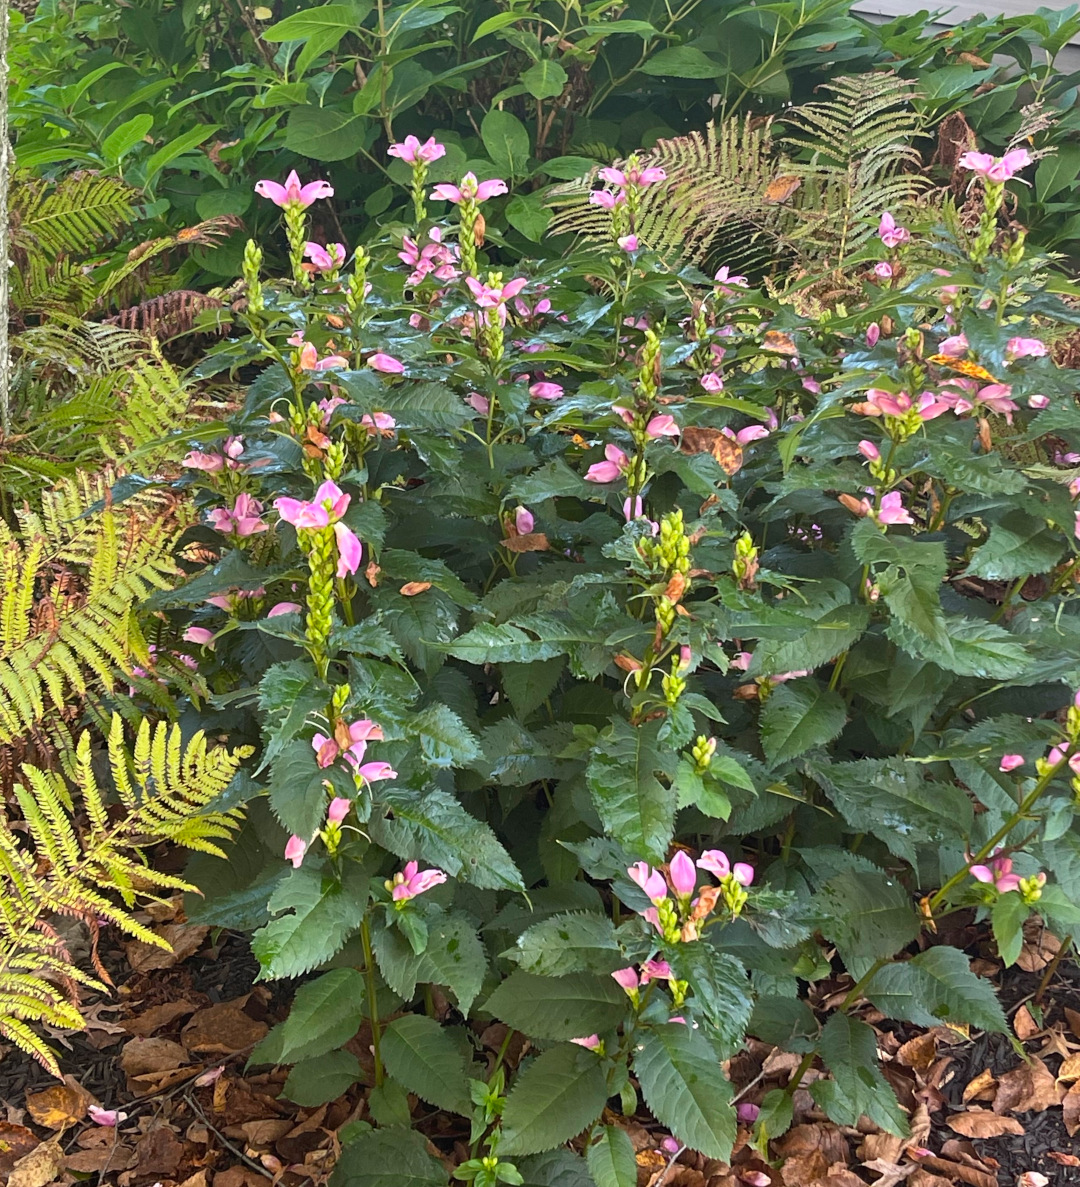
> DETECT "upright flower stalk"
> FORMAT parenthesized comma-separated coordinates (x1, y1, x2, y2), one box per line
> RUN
(388, 135, 446, 225)
(430, 173, 507, 278)
(959, 148, 1030, 265)
(255, 170, 335, 287)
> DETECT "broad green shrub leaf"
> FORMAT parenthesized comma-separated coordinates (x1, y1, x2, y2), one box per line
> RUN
(284, 106, 369, 161)
(865, 947, 1007, 1031)
(507, 193, 551, 242)
(669, 945, 753, 1056)
(816, 870, 921, 974)
(760, 681, 847, 766)
(373, 789, 524, 890)
(481, 109, 531, 176)
(586, 1126, 637, 1187)
(332, 1127, 448, 1187)
(991, 892, 1028, 967)
(251, 969, 365, 1065)
(483, 971, 626, 1040)
(633, 1025, 735, 1160)
(252, 864, 368, 979)
(965, 511, 1066, 580)
(586, 717, 677, 862)
(381, 1014, 472, 1114)
(284, 1050, 362, 1106)
(511, 912, 623, 977)
(518, 1150, 593, 1187)
(447, 623, 565, 664)
(262, 3, 368, 40)
(414, 703, 481, 767)
(368, 1079, 413, 1127)
(639, 46, 719, 78)
(806, 758, 971, 866)
(267, 738, 331, 839)
(372, 914, 485, 1011)
(521, 60, 568, 99)
(499, 1044, 609, 1156)
(811, 1014, 908, 1135)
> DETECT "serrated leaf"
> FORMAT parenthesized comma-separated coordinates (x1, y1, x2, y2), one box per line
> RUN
(812, 1013, 908, 1135)
(446, 623, 566, 664)
(633, 1025, 735, 1160)
(966, 510, 1067, 581)
(283, 1050, 361, 1106)
(586, 1126, 637, 1187)
(586, 718, 677, 862)
(483, 972, 626, 1040)
(414, 703, 481, 768)
(816, 870, 921, 975)
(252, 865, 368, 980)
(669, 946, 752, 1056)
(991, 892, 1028, 967)
(759, 681, 847, 766)
(513, 912, 623, 977)
(499, 1044, 609, 1156)
(381, 1014, 472, 1114)
(373, 789, 523, 890)
(331, 1127, 448, 1187)
(865, 946, 1007, 1031)
(251, 969, 365, 1065)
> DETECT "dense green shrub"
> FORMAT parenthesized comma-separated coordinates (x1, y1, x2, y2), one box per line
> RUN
(97, 132, 1080, 1180)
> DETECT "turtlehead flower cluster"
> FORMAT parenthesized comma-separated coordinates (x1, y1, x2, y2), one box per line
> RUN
(207, 493, 267, 537)
(588, 155, 666, 251)
(627, 849, 754, 944)
(184, 435, 246, 474)
(399, 226, 459, 287)
(387, 860, 447, 905)
(429, 171, 507, 276)
(284, 793, 356, 869)
(311, 717, 396, 785)
(969, 850, 1045, 904)
(255, 170, 335, 286)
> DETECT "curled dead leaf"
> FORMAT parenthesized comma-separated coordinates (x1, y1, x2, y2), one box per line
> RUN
(680, 426, 742, 476)
(946, 1109, 1024, 1138)
(8, 1140, 63, 1187)
(25, 1078, 90, 1130)
(1064, 1081, 1080, 1137)
(0, 1123, 39, 1179)
(399, 581, 432, 596)
(501, 532, 550, 553)
(992, 1059, 1061, 1114)
(762, 329, 799, 355)
(961, 1068, 996, 1103)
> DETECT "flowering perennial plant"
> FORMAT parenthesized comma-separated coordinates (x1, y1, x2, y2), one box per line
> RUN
(157, 145, 1080, 1183)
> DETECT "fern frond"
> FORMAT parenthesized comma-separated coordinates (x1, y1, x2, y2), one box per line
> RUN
(12, 170, 135, 260)
(0, 715, 251, 1075)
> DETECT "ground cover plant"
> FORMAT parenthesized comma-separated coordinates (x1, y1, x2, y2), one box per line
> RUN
(12, 119, 1070, 1184)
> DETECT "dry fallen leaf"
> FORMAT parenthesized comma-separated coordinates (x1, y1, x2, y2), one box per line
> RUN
(1058, 1053, 1080, 1083)
(961, 1068, 997, 1103)
(25, 1077, 90, 1130)
(946, 1109, 1025, 1138)
(8, 1139, 63, 1187)
(896, 1031, 937, 1071)
(1016, 925, 1060, 972)
(1013, 1004, 1039, 1040)
(122, 998, 199, 1037)
(120, 1036, 191, 1078)
(1064, 1081, 1080, 1137)
(0, 1123, 39, 1179)
(181, 999, 268, 1056)
(400, 581, 432, 596)
(125, 923, 209, 972)
(992, 1059, 1061, 1114)
(1048, 1150, 1080, 1166)
(501, 532, 549, 553)
(908, 1172, 953, 1187)
(680, 427, 743, 476)
(860, 1158, 917, 1187)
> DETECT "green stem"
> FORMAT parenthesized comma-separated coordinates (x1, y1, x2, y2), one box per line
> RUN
(840, 956, 887, 1011)
(782, 1049, 814, 1098)
(929, 754, 1068, 912)
(360, 913, 384, 1086)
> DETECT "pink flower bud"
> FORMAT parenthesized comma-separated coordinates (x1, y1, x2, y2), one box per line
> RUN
(570, 1034, 602, 1049)
(697, 849, 730, 878)
(611, 966, 640, 992)
(327, 797, 351, 825)
(874, 262, 893, 280)
(669, 850, 697, 897)
(284, 836, 307, 868)
(736, 1102, 760, 1123)
(515, 507, 535, 534)
(858, 440, 880, 462)
(866, 323, 880, 348)
(732, 862, 754, 886)
(998, 754, 1024, 773)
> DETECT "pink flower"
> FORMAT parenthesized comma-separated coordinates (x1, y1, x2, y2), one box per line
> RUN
(275, 496, 329, 529)
(959, 148, 1031, 183)
(268, 601, 301, 617)
(585, 443, 629, 483)
(1006, 336, 1047, 360)
(388, 135, 446, 164)
(466, 275, 528, 309)
(976, 383, 1018, 420)
(571, 1034, 602, 1049)
(334, 523, 363, 577)
(640, 959, 673, 983)
(599, 165, 666, 188)
(939, 333, 969, 358)
(716, 268, 750, 290)
(466, 393, 491, 415)
(865, 388, 909, 417)
(628, 861, 668, 904)
(916, 391, 951, 421)
(732, 862, 754, 886)
(304, 242, 346, 272)
(529, 381, 564, 400)
(736, 425, 769, 445)
(184, 449, 224, 472)
(299, 342, 349, 372)
(611, 966, 640, 992)
(970, 852, 1021, 893)
(88, 1106, 127, 1126)
(878, 212, 910, 248)
(327, 797, 351, 825)
(431, 172, 508, 204)
(361, 411, 396, 434)
(700, 371, 724, 393)
(183, 627, 215, 648)
(730, 652, 752, 671)
(646, 414, 679, 438)
(697, 849, 730, 878)
(669, 850, 697, 897)
(369, 352, 405, 373)
(209, 493, 268, 536)
(736, 1103, 760, 1123)
(866, 323, 880, 348)
(877, 491, 914, 525)
(1028, 394, 1049, 409)
(858, 440, 880, 462)
(613, 405, 635, 425)
(354, 760, 397, 784)
(392, 860, 448, 901)
(874, 262, 893, 280)
(255, 170, 334, 208)
(515, 507, 534, 534)
(589, 189, 626, 210)
(661, 1138, 680, 1155)
(617, 234, 639, 252)
(285, 835, 307, 868)
(999, 754, 1024, 772)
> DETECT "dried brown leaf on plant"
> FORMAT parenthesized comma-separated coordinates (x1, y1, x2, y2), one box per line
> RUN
(680, 427, 743, 476)
(946, 1109, 1024, 1138)
(501, 532, 550, 553)
(400, 581, 432, 595)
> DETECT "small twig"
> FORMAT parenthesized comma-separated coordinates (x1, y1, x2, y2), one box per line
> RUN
(651, 1142, 686, 1187)
(183, 1088, 275, 1180)
(1035, 932, 1073, 1005)
(731, 1066, 768, 1105)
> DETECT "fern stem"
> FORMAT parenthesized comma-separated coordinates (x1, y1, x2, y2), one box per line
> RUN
(359, 912, 385, 1086)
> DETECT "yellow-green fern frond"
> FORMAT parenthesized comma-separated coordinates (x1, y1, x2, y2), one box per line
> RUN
(0, 715, 251, 1075)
